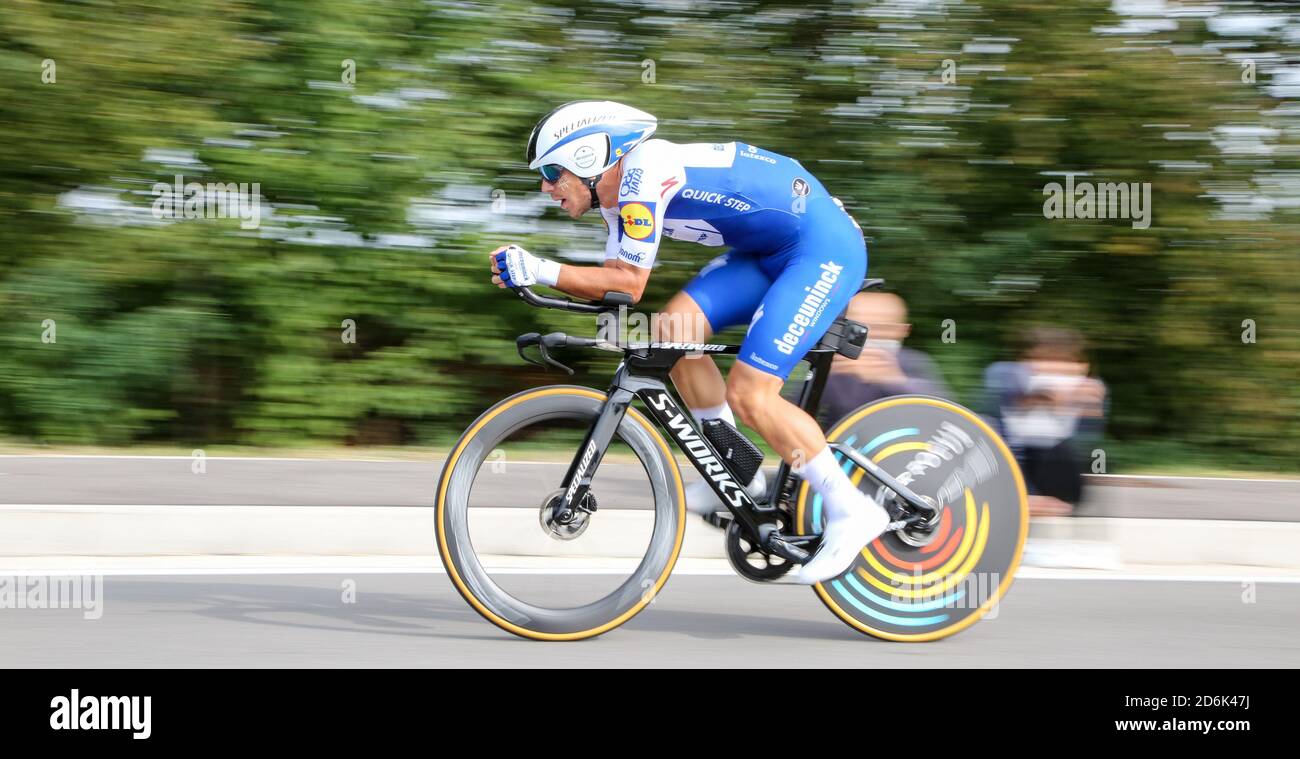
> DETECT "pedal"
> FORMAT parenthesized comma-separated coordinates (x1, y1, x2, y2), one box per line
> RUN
(764, 534, 812, 565)
(882, 494, 909, 523)
(704, 511, 733, 529)
(887, 512, 933, 532)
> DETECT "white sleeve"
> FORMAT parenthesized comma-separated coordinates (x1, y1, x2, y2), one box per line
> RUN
(613, 141, 683, 269)
(600, 206, 621, 262)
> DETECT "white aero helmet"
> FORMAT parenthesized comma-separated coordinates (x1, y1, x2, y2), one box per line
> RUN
(526, 100, 657, 184)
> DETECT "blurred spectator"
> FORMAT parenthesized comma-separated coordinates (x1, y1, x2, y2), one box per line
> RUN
(817, 292, 951, 428)
(983, 327, 1108, 516)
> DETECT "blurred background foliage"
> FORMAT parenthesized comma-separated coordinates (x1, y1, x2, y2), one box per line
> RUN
(0, 0, 1297, 470)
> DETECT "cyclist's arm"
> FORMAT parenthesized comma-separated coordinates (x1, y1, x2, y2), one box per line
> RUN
(565, 142, 678, 304)
(555, 258, 652, 303)
(552, 199, 653, 302)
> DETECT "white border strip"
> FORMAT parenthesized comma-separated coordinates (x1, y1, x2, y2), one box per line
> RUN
(2, 455, 1296, 482)
(1086, 473, 1300, 484)
(0, 565, 1297, 582)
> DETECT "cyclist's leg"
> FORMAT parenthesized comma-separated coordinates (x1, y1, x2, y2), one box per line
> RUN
(725, 251, 860, 465)
(657, 291, 725, 411)
(725, 198, 887, 583)
(727, 363, 822, 461)
(662, 251, 771, 417)
(662, 251, 772, 515)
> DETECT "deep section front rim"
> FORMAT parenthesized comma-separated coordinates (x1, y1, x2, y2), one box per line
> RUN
(436, 386, 685, 641)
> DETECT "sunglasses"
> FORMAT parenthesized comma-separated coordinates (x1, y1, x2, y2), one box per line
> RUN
(538, 164, 565, 182)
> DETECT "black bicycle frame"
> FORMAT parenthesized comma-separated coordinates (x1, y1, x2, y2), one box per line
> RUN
(535, 281, 936, 547)
(552, 340, 841, 545)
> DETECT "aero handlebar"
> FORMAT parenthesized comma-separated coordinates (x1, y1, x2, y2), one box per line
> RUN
(509, 285, 633, 314)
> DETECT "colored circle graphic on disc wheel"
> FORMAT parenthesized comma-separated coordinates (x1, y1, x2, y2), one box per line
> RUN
(796, 396, 1028, 641)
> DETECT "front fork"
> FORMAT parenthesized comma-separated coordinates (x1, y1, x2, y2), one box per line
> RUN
(551, 386, 634, 525)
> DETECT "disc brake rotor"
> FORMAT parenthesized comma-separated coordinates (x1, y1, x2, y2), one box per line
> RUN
(539, 489, 594, 541)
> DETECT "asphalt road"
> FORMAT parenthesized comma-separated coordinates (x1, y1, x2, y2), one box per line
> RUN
(1, 455, 1297, 520)
(2, 455, 1296, 668)
(3, 572, 1296, 668)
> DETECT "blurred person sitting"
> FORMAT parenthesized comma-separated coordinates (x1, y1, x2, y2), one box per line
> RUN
(983, 327, 1108, 516)
(817, 291, 951, 429)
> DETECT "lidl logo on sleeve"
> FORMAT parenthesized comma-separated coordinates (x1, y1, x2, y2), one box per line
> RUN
(620, 201, 657, 242)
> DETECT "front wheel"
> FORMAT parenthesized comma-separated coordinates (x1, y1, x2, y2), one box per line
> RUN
(796, 395, 1029, 642)
(436, 385, 686, 641)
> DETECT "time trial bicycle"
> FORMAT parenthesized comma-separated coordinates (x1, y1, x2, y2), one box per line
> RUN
(436, 279, 1028, 641)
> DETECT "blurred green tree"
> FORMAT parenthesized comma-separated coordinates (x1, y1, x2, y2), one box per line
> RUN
(0, 0, 1295, 471)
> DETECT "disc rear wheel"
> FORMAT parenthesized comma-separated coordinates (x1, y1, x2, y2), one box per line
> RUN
(796, 395, 1029, 642)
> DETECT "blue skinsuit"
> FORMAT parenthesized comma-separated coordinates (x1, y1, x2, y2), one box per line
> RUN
(606, 139, 867, 378)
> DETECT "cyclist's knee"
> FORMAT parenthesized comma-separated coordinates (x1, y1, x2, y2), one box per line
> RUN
(725, 385, 758, 428)
(656, 292, 711, 342)
(725, 367, 781, 428)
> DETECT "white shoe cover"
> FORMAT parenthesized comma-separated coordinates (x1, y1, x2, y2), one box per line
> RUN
(795, 501, 890, 585)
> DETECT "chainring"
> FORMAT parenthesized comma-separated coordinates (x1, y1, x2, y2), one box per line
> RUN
(725, 514, 794, 582)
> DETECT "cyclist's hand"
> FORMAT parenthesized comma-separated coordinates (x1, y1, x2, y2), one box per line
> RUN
(490, 244, 560, 289)
(488, 245, 508, 287)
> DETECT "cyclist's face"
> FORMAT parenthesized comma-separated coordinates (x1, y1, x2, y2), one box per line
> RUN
(541, 168, 591, 219)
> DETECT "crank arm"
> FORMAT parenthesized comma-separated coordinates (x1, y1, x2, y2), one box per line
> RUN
(829, 442, 940, 521)
(780, 533, 821, 547)
(886, 512, 935, 532)
(764, 534, 813, 565)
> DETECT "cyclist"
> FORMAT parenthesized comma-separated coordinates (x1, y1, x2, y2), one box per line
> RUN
(490, 100, 889, 584)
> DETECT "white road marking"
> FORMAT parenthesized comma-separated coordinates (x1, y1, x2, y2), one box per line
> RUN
(3, 456, 1294, 481)
(0, 564, 1296, 582)
(1088, 473, 1300, 484)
